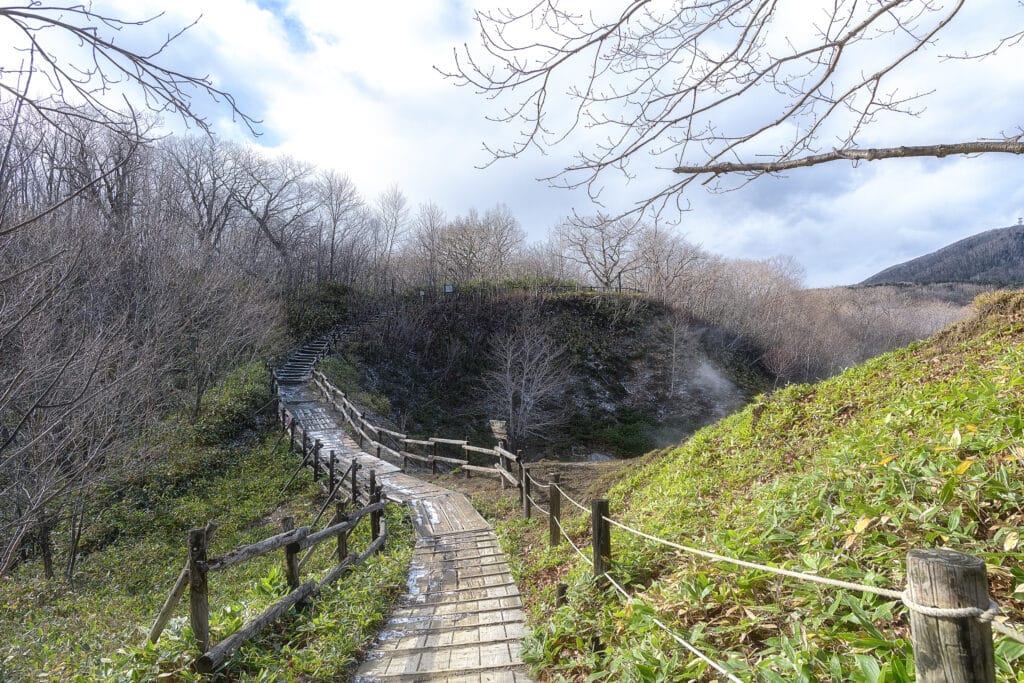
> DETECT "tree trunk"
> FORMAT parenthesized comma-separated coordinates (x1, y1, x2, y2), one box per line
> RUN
(38, 509, 54, 580)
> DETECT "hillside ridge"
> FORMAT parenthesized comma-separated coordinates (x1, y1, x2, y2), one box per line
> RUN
(862, 224, 1024, 285)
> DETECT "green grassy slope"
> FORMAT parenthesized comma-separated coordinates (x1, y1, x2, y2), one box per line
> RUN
(515, 291, 1024, 681)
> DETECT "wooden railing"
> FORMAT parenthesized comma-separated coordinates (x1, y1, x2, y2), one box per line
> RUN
(309, 370, 522, 488)
(148, 402, 390, 673)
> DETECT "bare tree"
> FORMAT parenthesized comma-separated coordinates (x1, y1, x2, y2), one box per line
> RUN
(231, 150, 317, 288)
(445, 1, 1024, 209)
(412, 201, 448, 288)
(161, 136, 242, 250)
(373, 184, 410, 288)
(556, 213, 643, 288)
(481, 316, 570, 448)
(633, 224, 704, 300)
(481, 204, 525, 275)
(315, 170, 363, 281)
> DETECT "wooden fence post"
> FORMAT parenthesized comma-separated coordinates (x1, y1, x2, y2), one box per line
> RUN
(281, 517, 301, 592)
(370, 473, 383, 554)
(521, 466, 532, 520)
(333, 500, 348, 563)
(548, 473, 561, 547)
(188, 527, 210, 653)
(351, 461, 360, 506)
(497, 445, 507, 489)
(312, 440, 322, 481)
(329, 451, 336, 492)
(591, 499, 610, 587)
(906, 549, 995, 683)
(289, 421, 296, 450)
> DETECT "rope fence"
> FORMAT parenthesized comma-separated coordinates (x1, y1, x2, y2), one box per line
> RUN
(519, 469, 1024, 681)
(605, 572, 743, 683)
(525, 471, 549, 490)
(598, 514, 1024, 644)
(552, 483, 590, 514)
(552, 511, 592, 568)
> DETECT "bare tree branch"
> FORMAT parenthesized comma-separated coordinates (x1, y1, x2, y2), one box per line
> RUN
(444, 0, 1024, 210)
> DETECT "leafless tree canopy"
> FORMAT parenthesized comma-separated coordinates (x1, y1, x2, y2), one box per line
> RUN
(480, 313, 570, 447)
(443, 0, 1024, 209)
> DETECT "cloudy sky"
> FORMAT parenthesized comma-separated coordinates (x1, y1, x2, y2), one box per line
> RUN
(29, 1, 1024, 285)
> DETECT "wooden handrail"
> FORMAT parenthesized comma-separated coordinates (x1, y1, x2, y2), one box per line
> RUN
(463, 444, 498, 456)
(430, 437, 468, 445)
(207, 527, 310, 572)
(297, 502, 386, 551)
(495, 446, 518, 462)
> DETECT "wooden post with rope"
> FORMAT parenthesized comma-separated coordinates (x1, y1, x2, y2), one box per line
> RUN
(906, 548, 995, 683)
(548, 473, 561, 547)
(521, 466, 531, 520)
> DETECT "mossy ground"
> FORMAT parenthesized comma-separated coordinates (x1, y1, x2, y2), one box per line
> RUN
(0, 362, 413, 682)
(493, 291, 1024, 681)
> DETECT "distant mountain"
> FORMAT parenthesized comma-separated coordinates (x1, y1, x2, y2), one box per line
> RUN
(861, 225, 1024, 286)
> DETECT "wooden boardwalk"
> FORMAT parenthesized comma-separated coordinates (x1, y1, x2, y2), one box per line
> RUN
(278, 383, 532, 682)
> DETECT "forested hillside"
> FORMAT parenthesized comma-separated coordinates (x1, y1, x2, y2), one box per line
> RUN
(862, 225, 1024, 286)
(327, 290, 754, 459)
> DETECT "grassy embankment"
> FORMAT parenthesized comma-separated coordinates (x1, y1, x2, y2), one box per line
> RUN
(491, 291, 1024, 681)
(0, 361, 413, 682)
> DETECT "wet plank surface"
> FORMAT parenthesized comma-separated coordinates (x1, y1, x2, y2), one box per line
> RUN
(278, 383, 532, 682)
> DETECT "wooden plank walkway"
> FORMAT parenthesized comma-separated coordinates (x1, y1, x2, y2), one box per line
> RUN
(278, 383, 532, 682)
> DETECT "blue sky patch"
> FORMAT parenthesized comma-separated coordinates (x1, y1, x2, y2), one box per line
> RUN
(251, 0, 313, 52)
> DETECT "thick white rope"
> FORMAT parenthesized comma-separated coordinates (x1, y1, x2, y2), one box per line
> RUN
(525, 471, 550, 490)
(553, 513, 593, 567)
(602, 515, 902, 599)
(602, 515, 1024, 643)
(605, 573, 744, 683)
(526, 492, 549, 518)
(552, 483, 590, 514)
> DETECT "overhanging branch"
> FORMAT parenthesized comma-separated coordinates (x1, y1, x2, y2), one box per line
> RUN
(673, 140, 1024, 175)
